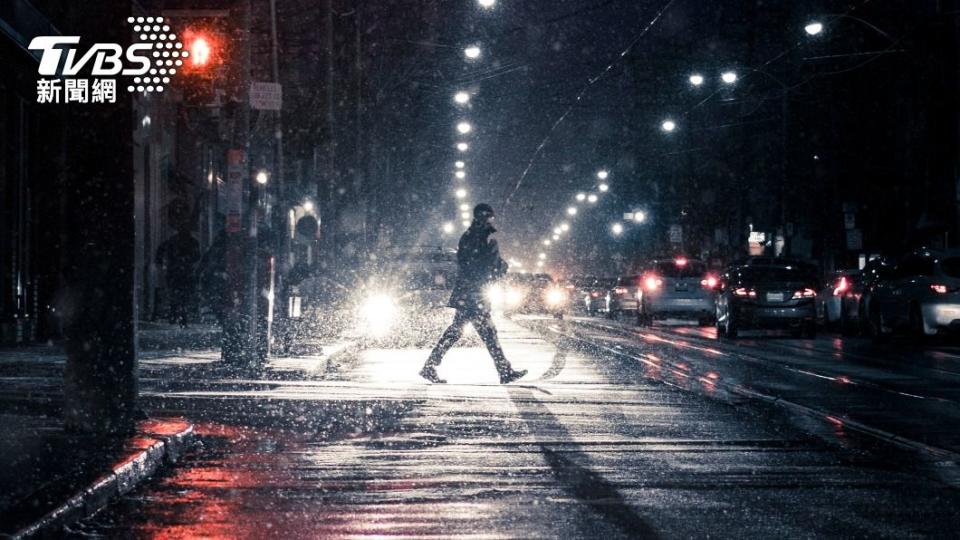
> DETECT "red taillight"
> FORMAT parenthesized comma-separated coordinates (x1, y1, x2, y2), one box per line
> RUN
(675, 257, 688, 267)
(591, 291, 600, 298)
(931, 284, 949, 294)
(614, 287, 628, 295)
(792, 288, 817, 299)
(733, 287, 756, 297)
(700, 276, 718, 289)
(833, 276, 849, 296)
(644, 276, 662, 291)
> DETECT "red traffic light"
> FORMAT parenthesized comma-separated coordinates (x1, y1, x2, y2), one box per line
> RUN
(180, 27, 221, 73)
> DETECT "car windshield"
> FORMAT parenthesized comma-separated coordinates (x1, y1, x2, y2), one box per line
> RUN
(941, 257, 960, 279)
(734, 266, 810, 283)
(654, 261, 706, 278)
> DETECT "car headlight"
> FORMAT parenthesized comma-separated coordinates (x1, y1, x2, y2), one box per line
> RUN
(545, 288, 566, 306)
(487, 284, 505, 306)
(505, 286, 524, 307)
(360, 293, 398, 337)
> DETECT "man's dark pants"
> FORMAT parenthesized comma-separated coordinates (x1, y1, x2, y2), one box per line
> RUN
(425, 308, 511, 376)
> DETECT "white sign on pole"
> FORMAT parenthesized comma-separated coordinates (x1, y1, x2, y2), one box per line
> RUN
(250, 82, 283, 111)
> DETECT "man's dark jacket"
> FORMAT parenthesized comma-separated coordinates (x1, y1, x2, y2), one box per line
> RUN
(449, 221, 508, 313)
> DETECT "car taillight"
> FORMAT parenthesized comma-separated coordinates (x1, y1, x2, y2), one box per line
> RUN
(792, 288, 817, 299)
(700, 275, 718, 289)
(931, 284, 950, 294)
(675, 257, 688, 267)
(833, 276, 849, 296)
(591, 291, 600, 297)
(733, 287, 756, 297)
(614, 287, 628, 295)
(644, 276, 662, 291)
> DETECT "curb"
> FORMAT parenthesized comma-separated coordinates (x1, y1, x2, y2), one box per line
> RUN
(12, 424, 195, 539)
(537, 319, 960, 467)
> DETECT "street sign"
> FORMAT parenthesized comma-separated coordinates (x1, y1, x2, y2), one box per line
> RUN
(669, 225, 683, 244)
(844, 213, 856, 230)
(226, 149, 245, 233)
(249, 82, 282, 111)
(846, 229, 863, 251)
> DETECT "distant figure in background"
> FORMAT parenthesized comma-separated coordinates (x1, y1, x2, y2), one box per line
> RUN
(156, 226, 201, 328)
(420, 203, 527, 384)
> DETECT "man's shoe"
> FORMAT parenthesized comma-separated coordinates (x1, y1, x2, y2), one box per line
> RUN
(499, 368, 527, 384)
(419, 366, 447, 384)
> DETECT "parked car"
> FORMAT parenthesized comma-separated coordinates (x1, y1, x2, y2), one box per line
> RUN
(816, 269, 859, 331)
(584, 277, 616, 315)
(605, 275, 641, 318)
(715, 262, 819, 339)
(851, 257, 895, 335)
(868, 249, 960, 341)
(637, 257, 718, 326)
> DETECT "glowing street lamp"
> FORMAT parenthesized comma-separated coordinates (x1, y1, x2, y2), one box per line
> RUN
(552, 234, 560, 241)
(598, 183, 609, 192)
(461, 211, 471, 220)
(478, 0, 496, 8)
(457, 142, 469, 152)
(721, 71, 738, 84)
(457, 121, 472, 134)
(661, 119, 677, 132)
(633, 210, 647, 223)
(464, 45, 481, 60)
(462, 220, 471, 228)
(543, 239, 551, 246)
(553, 227, 562, 235)
(454, 91, 470, 104)
(804, 21, 824, 35)
(689, 73, 704, 86)
(538, 253, 547, 260)
(455, 188, 467, 199)
(460, 203, 470, 211)
(443, 222, 455, 233)
(302, 200, 314, 211)
(576, 193, 586, 201)
(567, 206, 578, 216)
(255, 170, 269, 185)
(455, 161, 465, 169)
(611, 222, 624, 235)
(560, 222, 570, 231)
(455, 170, 466, 179)
(587, 194, 598, 203)
(597, 170, 609, 180)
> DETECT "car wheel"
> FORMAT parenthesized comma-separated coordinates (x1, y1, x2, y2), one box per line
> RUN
(909, 304, 928, 344)
(869, 304, 889, 343)
(725, 313, 739, 339)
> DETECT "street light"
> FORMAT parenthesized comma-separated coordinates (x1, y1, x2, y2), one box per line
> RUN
(455, 188, 467, 199)
(689, 73, 704, 86)
(576, 192, 586, 201)
(552, 234, 560, 241)
(553, 227, 562, 235)
(478, 0, 496, 8)
(455, 160, 465, 169)
(611, 222, 623, 235)
(457, 121, 472, 134)
(455, 170, 466, 179)
(543, 239, 551, 246)
(804, 21, 824, 35)
(567, 206, 578, 216)
(460, 203, 469, 211)
(461, 211, 471, 220)
(587, 194, 598, 203)
(255, 170, 269, 185)
(462, 220, 471, 228)
(464, 45, 481, 60)
(661, 119, 676, 132)
(598, 183, 609, 192)
(597, 170, 609, 180)
(537, 260, 544, 268)
(633, 210, 647, 223)
(560, 222, 570, 231)
(302, 200, 314, 212)
(457, 142, 469, 152)
(721, 71, 738, 84)
(443, 222, 455, 233)
(454, 91, 470, 104)
(538, 253, 546, 260)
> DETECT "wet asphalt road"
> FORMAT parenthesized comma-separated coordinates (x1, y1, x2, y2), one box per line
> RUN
(72, 313, 960, 538)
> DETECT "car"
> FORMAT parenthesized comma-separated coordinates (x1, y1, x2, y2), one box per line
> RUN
(715, 262, 819, 339)
(489, 273, 569, 318)
(867, 249, 960, 341)
(816, 269, 859, 331)
(848, 257, 895, 335)
(583, 277, 616, 315)
(637, 257, 718, 326)
(605, 275, 641, 319)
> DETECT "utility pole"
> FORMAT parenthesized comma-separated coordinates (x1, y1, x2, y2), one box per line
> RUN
(322, 0, 337, 261)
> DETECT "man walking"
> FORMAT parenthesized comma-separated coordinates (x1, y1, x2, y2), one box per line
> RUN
(420, 203, 527, 384)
